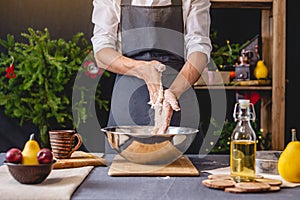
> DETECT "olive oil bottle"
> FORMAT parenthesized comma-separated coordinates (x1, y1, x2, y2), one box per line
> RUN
(230, 99, 256, 182)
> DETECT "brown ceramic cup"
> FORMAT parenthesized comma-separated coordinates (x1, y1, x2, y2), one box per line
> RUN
(49, 130, 82, 159)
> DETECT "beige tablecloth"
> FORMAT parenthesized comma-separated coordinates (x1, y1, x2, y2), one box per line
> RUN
(0, 165, 93, 200)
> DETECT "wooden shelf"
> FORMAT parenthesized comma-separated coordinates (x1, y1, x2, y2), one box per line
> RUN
(210, 0, 272, 9)
(211, 0, 272, 2)
(208, 0, 286, 150)
(194, 85, 272, 91)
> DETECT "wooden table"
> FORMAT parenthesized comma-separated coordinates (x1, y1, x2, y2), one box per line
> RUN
(1, 153, 299, 200)
(71, 154, 300, 200)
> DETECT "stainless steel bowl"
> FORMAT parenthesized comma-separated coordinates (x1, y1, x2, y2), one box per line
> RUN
(101, 126, 198, 165)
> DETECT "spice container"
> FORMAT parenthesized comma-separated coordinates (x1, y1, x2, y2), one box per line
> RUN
(256, 150, 282, 175)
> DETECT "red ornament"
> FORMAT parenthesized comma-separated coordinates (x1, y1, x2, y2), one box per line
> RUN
(5, 56, 16, 78)
(5, 64, 16, 78)
(243, 91, 261, 105)
(83, 60, 102, 79)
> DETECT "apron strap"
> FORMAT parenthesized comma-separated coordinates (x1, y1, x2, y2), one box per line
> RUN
(121, 0, 131, 6)
(171, 0, 182, 6)
(121, 0, 182, 6)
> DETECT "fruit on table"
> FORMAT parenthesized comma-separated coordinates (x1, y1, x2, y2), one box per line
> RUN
(278, 140, 300, 182)
(5, 148, 23, 163)
(22, 133, 41, 165)
(37, 148, 53, 164)
(254, 60, 268, 79)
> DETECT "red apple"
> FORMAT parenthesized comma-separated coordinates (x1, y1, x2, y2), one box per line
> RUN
(37, 148, 53, 164)
(6, 148, 23, 163)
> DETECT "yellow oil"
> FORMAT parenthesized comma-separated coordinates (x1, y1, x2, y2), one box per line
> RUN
(230, 140, 256, 182)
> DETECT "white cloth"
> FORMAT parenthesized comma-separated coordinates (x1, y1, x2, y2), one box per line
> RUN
(0, 165, 93, 200)
(91, 0, 212, 60)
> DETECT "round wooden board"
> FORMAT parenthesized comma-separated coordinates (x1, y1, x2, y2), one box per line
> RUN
(224, 185, 280, 193)
(235, 182, 271, 192)
(203, 174, 282, 194)
(255, 174, 264, 179)
(255, 178, 283, 186)
(225, 187, 247, 193)
(202, 179, 236, 189)
(207, 174, 264, 180)
(207, 174, 233, 180)
(269, 186, 281, 192)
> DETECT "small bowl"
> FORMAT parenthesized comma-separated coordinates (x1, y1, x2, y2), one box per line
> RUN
(4, 160, 56, 184)
(256, 150, 282, 175)
(101, 126, 198, 165)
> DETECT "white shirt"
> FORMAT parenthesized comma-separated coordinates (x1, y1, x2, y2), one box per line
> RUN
(91, 0, 212, 60)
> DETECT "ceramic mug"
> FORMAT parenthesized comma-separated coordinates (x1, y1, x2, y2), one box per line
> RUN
(49, 130, 82, 159)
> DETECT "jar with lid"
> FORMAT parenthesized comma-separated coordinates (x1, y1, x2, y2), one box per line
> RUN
(230, 99, 256, 182)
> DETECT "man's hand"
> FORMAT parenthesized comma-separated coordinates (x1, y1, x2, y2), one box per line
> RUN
(154, 89, 180, 134)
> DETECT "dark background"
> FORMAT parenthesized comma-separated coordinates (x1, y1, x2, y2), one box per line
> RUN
(0, 0, 298, 152)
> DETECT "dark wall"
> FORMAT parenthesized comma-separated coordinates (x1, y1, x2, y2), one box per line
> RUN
(0, 0, 298, 151)
(286, 0, 300, 142)
(0, 0, 94, 43)
(0, 0, 113, 152)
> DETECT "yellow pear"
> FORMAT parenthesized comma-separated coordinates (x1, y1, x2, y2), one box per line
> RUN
(278, 141, 300, 182)
(22, 133, 40, 165)
(254, 60, 268, 79)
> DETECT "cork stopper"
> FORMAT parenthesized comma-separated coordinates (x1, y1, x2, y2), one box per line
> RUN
(291, 128, 297, 142)
(238, 99, 250, 109)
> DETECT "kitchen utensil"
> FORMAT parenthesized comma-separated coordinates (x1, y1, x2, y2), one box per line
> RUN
(49, 130, 82, 159)
(101, 126, 198, 165)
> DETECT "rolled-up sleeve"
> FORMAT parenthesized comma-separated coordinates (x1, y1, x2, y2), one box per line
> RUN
(91, 0, 120, 53)
(185, 0, 212, 61)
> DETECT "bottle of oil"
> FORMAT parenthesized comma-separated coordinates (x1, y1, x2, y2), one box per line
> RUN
(230, 99, 256, 182)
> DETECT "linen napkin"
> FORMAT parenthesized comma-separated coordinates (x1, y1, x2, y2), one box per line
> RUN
(0, 165, 93, 200)
(203, 166, 300, 188)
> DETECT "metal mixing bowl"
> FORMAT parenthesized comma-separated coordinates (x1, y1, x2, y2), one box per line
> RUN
(101, 126, 198, 165)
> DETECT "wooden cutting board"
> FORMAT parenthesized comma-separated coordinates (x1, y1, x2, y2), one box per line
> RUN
(53, 151, 107, 169)
(108, 154, 199, 176)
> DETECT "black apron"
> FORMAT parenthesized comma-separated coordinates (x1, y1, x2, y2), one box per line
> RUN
(106, 0, 202, 153)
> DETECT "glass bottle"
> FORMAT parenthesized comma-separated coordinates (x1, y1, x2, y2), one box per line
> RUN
(230, 99, 256, 182)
